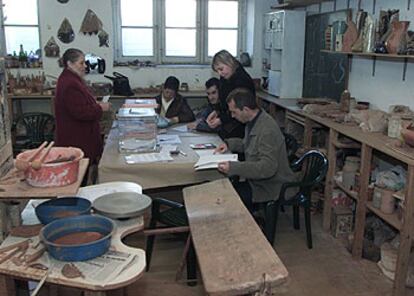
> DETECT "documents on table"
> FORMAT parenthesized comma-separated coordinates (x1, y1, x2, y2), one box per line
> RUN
(170, 125, 188, 133)
(102, 95, 110, 103)
(194, 154, 238, 171)
(124, 152, 173, 164)
(157, 134, 182, 145)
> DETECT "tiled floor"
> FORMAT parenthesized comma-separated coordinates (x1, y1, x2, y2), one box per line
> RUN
(52, 211, 414, 296)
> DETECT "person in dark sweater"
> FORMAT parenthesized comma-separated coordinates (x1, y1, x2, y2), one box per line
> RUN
(188, 77, 220, 133)
(207, 50, 256, 139)
(155, 76, 195, 124)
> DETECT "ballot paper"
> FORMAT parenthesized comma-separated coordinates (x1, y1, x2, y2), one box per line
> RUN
(102, 95, 110, 103)
(156, 134, 181, 145)
(170, 125, 188, 133)
(124, 152, 173, 164)
(194, 154, 238, 170)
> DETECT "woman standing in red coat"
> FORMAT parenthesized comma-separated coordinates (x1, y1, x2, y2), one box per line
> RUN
(54, 48, 109, 164)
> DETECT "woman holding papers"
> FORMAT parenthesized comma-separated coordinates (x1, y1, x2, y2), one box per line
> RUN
(215, 88, 296, 213)
(55, 48, 109, 164)
(155, 76, 195, 124)
(207, 50, 256, 139)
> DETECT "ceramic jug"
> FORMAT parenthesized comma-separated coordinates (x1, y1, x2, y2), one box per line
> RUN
(386, 21, 410, 54)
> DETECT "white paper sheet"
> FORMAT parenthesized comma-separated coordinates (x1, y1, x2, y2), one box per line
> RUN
(102, 95, 110, 103)
(156, 134, 182, 145)
(124, 152, 173, 164)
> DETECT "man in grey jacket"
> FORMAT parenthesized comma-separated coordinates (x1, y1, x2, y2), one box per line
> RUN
(215, 88, 296, 212)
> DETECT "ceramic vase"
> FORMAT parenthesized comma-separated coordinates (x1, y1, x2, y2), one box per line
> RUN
(386, 21, 410, 54)
(342, 20, 358, 52)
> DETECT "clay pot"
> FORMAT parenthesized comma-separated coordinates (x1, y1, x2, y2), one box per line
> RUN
(342, 20, 358, 52)
(400, 125, 414, 147)
(386, 21, 410, 54)
(16, 147, 84, 187)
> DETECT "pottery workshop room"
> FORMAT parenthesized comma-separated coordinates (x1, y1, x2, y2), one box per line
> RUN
(3, 0, 414, 295)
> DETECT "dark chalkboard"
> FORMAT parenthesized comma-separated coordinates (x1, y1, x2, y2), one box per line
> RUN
(303, 10, 350, 101)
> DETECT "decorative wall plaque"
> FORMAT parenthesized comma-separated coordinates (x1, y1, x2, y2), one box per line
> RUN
(57, 18, 75, 43)
(80, 9, 103, 35)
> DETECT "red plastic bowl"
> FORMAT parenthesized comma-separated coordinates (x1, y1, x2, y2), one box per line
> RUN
(16, 147, 84, 187)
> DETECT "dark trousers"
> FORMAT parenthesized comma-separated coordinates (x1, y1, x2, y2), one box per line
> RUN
(231, 180, 255, 214)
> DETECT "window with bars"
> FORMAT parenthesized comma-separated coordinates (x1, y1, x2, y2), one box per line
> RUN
(114, 0, 244, 64)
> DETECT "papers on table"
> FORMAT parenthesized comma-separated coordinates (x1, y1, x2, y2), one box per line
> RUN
(194, 154, 238, 171)
(102, 95, 110, 103)
(157, 134, 181, 145)
(125, 153, 173, 164)
(170, 125, 188, 133)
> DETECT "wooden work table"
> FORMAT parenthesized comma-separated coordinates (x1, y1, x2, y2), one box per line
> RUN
(0, 182, 146, 296)
(183, 179, 288, 295)
(257, 91, 414, 296)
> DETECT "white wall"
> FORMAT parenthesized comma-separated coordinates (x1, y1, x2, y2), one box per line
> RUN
(13, 0, 273, 92)
(305, 0, 414, 112)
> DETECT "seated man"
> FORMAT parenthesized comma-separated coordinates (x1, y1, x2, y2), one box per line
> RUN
(215, 88, 297, 212)
(155, 76, 195, 124)
(188, 77, 220, 133)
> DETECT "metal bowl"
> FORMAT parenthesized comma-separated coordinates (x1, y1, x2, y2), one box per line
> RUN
(40, 215, 114, 261)
(35, 197, 91, 225)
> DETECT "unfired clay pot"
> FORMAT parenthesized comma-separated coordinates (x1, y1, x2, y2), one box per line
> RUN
(386, 21, 410, 54)
(401, 125, 414, 147)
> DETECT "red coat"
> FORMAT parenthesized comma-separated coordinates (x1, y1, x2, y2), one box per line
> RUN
(54, 68, 103, 162)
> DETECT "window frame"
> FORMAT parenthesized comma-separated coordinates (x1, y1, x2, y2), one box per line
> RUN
(3, 0, 41, 56)
(113, 0, 245, 65)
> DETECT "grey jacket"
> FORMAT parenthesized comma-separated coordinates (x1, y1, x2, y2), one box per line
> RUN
(227, 110, 297, 203)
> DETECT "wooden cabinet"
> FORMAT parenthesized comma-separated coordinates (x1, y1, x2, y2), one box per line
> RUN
(263, 10, 305, 98)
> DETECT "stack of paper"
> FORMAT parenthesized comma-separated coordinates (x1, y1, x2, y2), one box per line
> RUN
(194, 154, 238, 171)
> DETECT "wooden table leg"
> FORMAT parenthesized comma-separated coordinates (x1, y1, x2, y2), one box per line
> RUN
(322, 129, 337, 231)
(352, 144, 372, 259)
(393, 165, 414, 296)
(0, 275, 16, 296)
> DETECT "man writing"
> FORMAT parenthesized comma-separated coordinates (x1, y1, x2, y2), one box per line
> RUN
(215, 88, 296, 212)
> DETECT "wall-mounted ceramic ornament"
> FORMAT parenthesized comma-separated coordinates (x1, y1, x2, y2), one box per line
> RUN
(57, 0, 69, 3)
(98, 30, 109, 47)
(44, 37, 60, 57)
(57, 18, 75, 43)
(80, 9, 103, 35)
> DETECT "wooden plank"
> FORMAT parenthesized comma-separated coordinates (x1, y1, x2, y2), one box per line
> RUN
(0, 158, 89, 199)
(303, 118, 313, 149)
(0, 274, 15, 296)
(0, 142, 12, 168)
(352, 144, 372, 259)
(393, 165, 414, 296)
(323, 129, 337, 231)
(183, 179, 288, 296)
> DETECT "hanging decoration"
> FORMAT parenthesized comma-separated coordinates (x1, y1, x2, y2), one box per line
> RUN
(98, 30, 109, 47)
(57, 18, 75, 44)
(44, 37, 60, 57)
(57, 0, 69, 3)
(80, 9, 103, 35)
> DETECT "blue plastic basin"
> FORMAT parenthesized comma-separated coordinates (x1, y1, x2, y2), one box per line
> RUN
(40, 215, 114, 261)
(35, 197, 92, 225)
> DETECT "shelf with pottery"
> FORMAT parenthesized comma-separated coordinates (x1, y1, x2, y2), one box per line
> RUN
(366, 201, 402, 231)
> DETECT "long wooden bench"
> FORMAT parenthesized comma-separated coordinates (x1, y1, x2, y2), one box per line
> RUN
(183, 178, 288, 295)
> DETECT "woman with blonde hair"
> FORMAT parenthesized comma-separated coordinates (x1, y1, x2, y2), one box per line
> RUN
(207, 50, 255, 139)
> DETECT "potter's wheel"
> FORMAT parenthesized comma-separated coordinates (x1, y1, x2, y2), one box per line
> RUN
(92, 192, 152, 219)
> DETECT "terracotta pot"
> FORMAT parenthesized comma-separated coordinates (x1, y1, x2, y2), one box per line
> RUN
(400, 125, 414, 147)
(342, 20, 358, 52)
(386, 21, 410, 54)
(16, 147, 84, 187)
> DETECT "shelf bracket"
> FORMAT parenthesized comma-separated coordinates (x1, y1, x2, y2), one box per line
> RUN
(408, 0, 412, 10)
(372, 56, 376, 77)
(334, 0, 337, 11)
(403, 58, 408, 81)
(358, 0, 361, 10)
(373, 0, 376, 14)
(348, 54, 353, 73)
(318, 3, 322, 13)
(347, 0, 350, 9)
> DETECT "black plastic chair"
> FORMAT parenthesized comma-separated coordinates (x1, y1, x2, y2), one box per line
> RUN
(263, 150, 328, 249)
(283, 132, 299, 164)
(145, 198, 196, 283)
(12, 112, 55, 154)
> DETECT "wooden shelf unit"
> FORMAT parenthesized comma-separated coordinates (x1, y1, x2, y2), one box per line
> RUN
(335, 180, 358, 201)
(256, 91, 414, 296)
